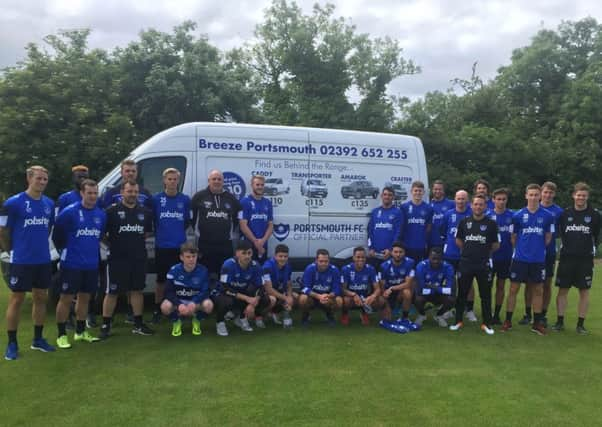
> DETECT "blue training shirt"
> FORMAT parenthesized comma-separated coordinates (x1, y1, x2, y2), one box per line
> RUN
(54, 201, 106, 270)
(429, 198, 455, 247)
(301, 263, 341, 295)
(367, 206, 403, 252)
(261, 257, 292, 293)
(400, 201, 433, 250)
(152, 191, 191, 249)
(0, 192, 54, 264)
(165, 263, 210, 305)
(441, 208, 471, 261)
(512, 207, 555, 263)
(378, 257, 415, 289)
(239, 196, 273, 242)
(415, 259, 455, 296)
(57, 190, 82, 213)
(218, 257, 263, 296)
(340, 263, 378, 297)
(488, 209, 514, 261)
(541, 203, 563, 258)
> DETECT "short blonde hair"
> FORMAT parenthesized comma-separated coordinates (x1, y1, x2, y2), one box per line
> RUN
(162, 168, 181, 178)
(26, 165, 48, 178)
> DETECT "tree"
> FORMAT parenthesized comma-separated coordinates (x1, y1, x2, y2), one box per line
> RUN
(250, 0, 418, 130)
(0, 29, 134, 198)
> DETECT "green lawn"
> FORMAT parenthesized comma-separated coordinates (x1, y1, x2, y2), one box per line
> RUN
(1, 271, 602, 427)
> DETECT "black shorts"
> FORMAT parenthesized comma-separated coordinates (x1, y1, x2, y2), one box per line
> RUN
(7, 263, 52, 292)
(545, 253, 557, 280)
(555, 256, 593, 289)
(59, 268, 98, 295)
(198, 241, 233, 278)
(405, 248, 427, 263)
(509, 260, 545, 284)
(155, 248, 181, 283)
(106, 258, 147, 295)
(492, 259, 512, 280)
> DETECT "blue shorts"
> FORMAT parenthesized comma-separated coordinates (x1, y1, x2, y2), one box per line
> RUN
(545, 253, 557, 280)
(492, 259, 512, 280)
(59, 268, 98, 295)
(509, 260, 545, 284)
(8, 263, 52, 292)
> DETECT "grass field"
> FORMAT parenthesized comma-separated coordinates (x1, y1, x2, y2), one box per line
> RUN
(1, 271, 602, 427)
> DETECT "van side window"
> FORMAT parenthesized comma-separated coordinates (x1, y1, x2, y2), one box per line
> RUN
(136, 156, 187, 194)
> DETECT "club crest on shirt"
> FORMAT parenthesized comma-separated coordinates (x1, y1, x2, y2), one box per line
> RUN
(585, 216, 591, 223)
(203, 201, 213, 209)
(44, 206, 51, 215)
(177, 202, 184, 210)
(537, 217, 543, 224)
(467, 221, 472, 229)
(160, 197, 167, 207)
(480, 225, 487, 231)
(522, 214, 529, 222)
(224, 203, 231, 210)
(137, 213, 145, 221)
(118, 211, 125, 219)
(94, 216, 102, 225)
(25, 201, 32, 213)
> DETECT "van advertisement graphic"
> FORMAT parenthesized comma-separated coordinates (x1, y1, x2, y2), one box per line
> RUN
(207, 150, 413, 247)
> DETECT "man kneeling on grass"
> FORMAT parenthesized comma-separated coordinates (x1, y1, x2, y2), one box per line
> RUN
(340, 246, 382, 326)
(213, 240, 274, 336)
(299, 249, 342, 326)
(414, 247, 456, 328)
(161, 243, 213, 337)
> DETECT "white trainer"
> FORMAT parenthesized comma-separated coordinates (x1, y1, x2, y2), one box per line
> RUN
(283, 317, 293, 328)
(442, 310, 454, 320)
(481, 324, 495, 335)
(224, 311, 235, 321)
(255, 317, 266, 329)
(449, 322, 463, 331)
(271, 313, 282, 325)
(434, 315, 448, 328)
(216, 321, 229, 337)
(234, 317, 253, 332)
(414, 314, 427, 326)
(465, 310, 478, 322)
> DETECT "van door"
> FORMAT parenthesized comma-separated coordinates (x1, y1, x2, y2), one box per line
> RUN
(195, 125, 311, 265)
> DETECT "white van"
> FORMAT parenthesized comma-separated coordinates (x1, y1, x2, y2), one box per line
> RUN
(96, 122, 428, 288)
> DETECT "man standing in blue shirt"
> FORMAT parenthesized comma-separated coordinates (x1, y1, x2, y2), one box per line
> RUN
(262, 244, 297, 328)
(502, 184, 554, 335)
(429, 180, 455, 253)
(100, 159, 153, 209)
(151, 168, 191, 324)
(378, 242, 417, 329)
(53, 179, 105, 348)
(299, 249, 342, 326)
(161, 243, 213, 337)
(0, 166, 56, 360)
(414, 248, 455, 328)
(489, 188, 514, 325)
(340, 247, 382, 326)
(367, 187, 403, 267)
(213, 240, 272, 336)
(239, 175, 274, 263)
(57, 165, 90, 213)
(400, 181, 433, 262)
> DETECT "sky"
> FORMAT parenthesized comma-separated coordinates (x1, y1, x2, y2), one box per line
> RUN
(2, 0, 601, 100)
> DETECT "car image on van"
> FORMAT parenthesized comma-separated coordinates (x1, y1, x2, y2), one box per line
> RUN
(264, 177, 290, 196)
(300, 179, 328, 198)
(385, 182, 409, 201)
(340, 180, 379, 199)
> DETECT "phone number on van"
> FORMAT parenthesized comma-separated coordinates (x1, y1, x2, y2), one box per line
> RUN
(199, 139, 408, 160)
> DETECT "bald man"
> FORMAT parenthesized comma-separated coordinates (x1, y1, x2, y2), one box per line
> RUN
(191, 169, 241, 280)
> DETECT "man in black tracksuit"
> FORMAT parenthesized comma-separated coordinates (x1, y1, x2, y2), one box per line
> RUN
(450, 194, 500, 335)
(553, 182, 601, 334)
(191, 169, 241, 280)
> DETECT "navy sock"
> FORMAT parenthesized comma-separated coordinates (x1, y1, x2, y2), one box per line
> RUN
(7, 330, 17, 344)
(34, 325, 43, 340)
